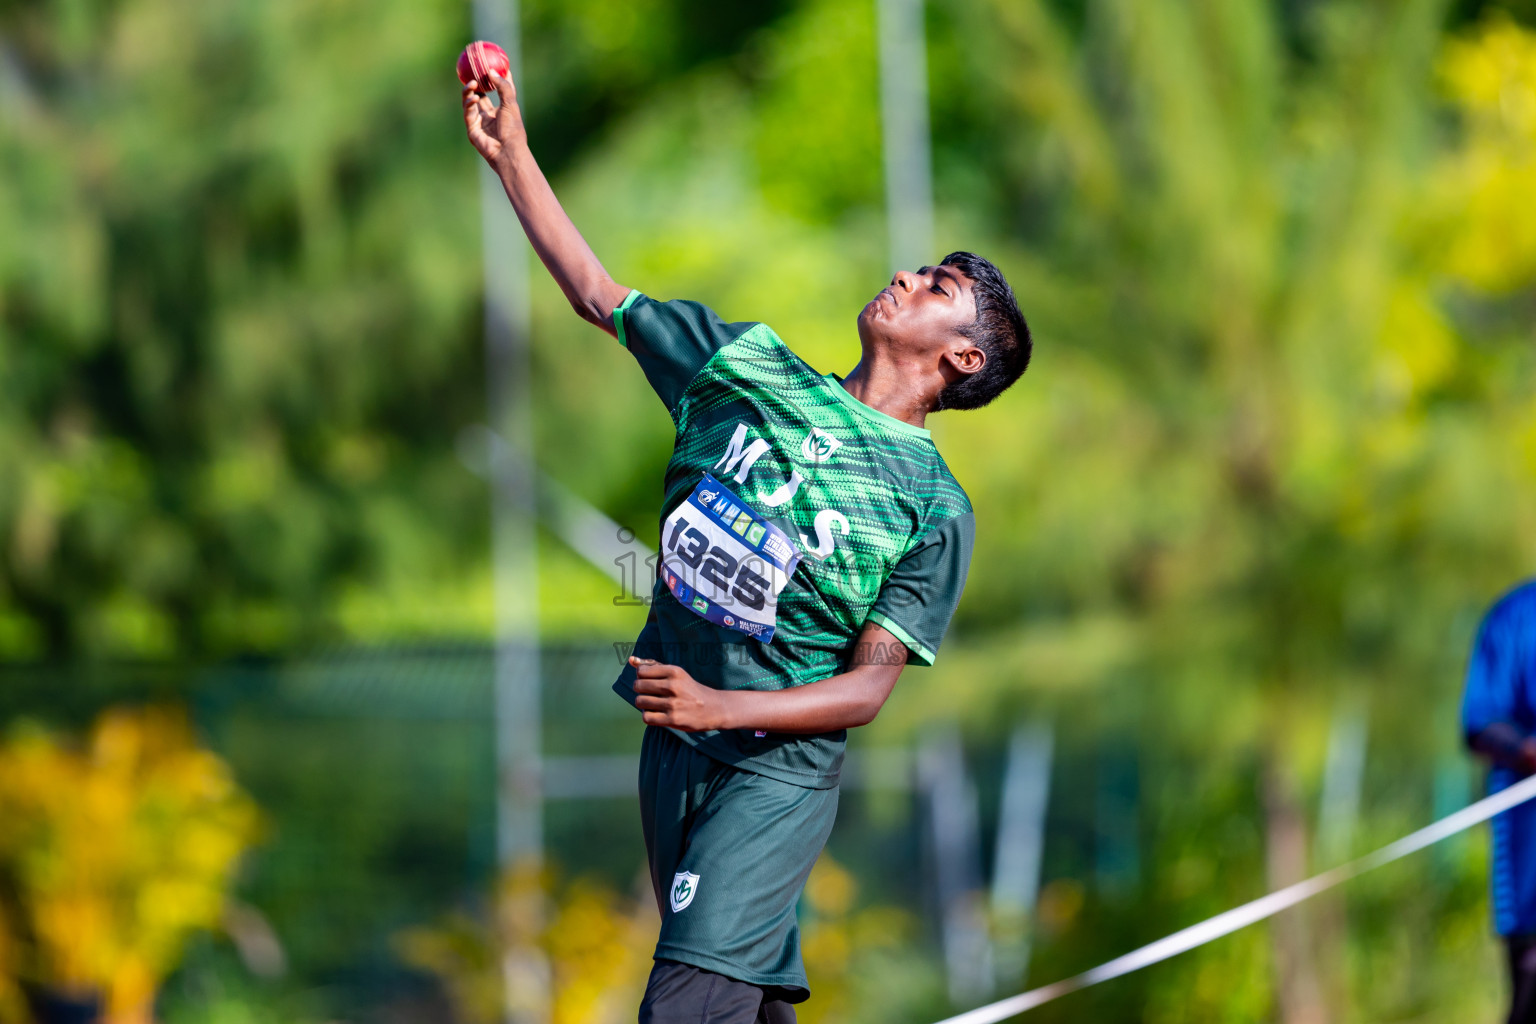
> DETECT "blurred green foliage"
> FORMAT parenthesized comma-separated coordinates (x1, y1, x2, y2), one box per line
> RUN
(6, 0, 1536, 1021)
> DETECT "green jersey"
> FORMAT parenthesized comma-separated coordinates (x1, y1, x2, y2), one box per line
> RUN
(612, 290, 974, 789)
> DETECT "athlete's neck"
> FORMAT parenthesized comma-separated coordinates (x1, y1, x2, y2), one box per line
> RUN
(840, 355, 933, 429)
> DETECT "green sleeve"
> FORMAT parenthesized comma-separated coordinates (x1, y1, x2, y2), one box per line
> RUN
(865, 513, 975, 667)
(614, 290, 757, 415)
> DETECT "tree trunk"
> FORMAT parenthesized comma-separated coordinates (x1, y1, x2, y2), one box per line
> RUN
(1263, 763, 1330, 1024)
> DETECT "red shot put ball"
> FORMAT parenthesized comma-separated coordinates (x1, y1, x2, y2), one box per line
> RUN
(457, 41, 510, 88)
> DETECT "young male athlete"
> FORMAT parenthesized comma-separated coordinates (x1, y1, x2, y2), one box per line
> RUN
(464, 70, 1030, 1023)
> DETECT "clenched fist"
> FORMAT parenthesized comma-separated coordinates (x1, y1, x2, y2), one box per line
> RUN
(629, 656, 733, 732)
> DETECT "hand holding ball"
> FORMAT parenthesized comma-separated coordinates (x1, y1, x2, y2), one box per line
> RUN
(460, 41, 518, 165)
(457, 41, 510, 91)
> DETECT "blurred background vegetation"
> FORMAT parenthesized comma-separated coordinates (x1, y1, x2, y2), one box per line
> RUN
(5, 0, 1536, 1020)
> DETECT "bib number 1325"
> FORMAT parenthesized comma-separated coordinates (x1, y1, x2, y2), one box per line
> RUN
(660, 475, 802, 642)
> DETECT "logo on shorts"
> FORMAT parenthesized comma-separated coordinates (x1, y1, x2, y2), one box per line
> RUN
(670, 871, 700, 912)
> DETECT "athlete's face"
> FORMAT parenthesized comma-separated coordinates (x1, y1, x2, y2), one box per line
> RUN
(858, 264, 985, 377)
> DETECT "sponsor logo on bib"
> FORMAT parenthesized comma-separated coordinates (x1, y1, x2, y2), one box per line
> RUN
(763, 535, 794, 563)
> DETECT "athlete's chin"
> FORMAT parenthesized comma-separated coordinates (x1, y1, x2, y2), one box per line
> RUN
(857, 312, 899, 352)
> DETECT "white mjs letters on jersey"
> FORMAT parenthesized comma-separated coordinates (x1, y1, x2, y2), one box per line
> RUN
(799, 509, 850, 559)
(713, 423, 847, 559)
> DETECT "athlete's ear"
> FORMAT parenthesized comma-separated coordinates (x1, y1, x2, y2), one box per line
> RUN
(941, 340, 985, 378)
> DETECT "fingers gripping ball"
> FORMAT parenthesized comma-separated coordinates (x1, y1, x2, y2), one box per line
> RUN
(457, 41, 510, 89)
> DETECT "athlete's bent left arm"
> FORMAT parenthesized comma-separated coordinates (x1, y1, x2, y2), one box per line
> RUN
(629, 622, 910, 734)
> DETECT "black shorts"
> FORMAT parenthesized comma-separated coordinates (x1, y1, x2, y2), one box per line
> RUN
(639, 960, 797, 1024)
(1509, 934, 1536, 1024)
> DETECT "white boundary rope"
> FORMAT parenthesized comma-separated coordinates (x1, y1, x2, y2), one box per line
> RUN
(933, 771, 1536, 1024)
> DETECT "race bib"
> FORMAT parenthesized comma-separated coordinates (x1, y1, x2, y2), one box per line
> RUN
(660, 474, 802, 642)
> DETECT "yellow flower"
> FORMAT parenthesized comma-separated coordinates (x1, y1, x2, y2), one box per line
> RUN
(0, 706, 258, 1024)
(1438, 16, 1536, 291)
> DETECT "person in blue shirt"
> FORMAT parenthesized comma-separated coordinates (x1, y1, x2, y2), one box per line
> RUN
(1463, 581, 1536, 1024)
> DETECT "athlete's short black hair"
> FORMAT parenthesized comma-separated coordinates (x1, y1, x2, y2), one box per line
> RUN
(937, 251, 1031, 411)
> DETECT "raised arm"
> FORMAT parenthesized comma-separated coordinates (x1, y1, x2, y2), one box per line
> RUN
(463, 74, 631, 335)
